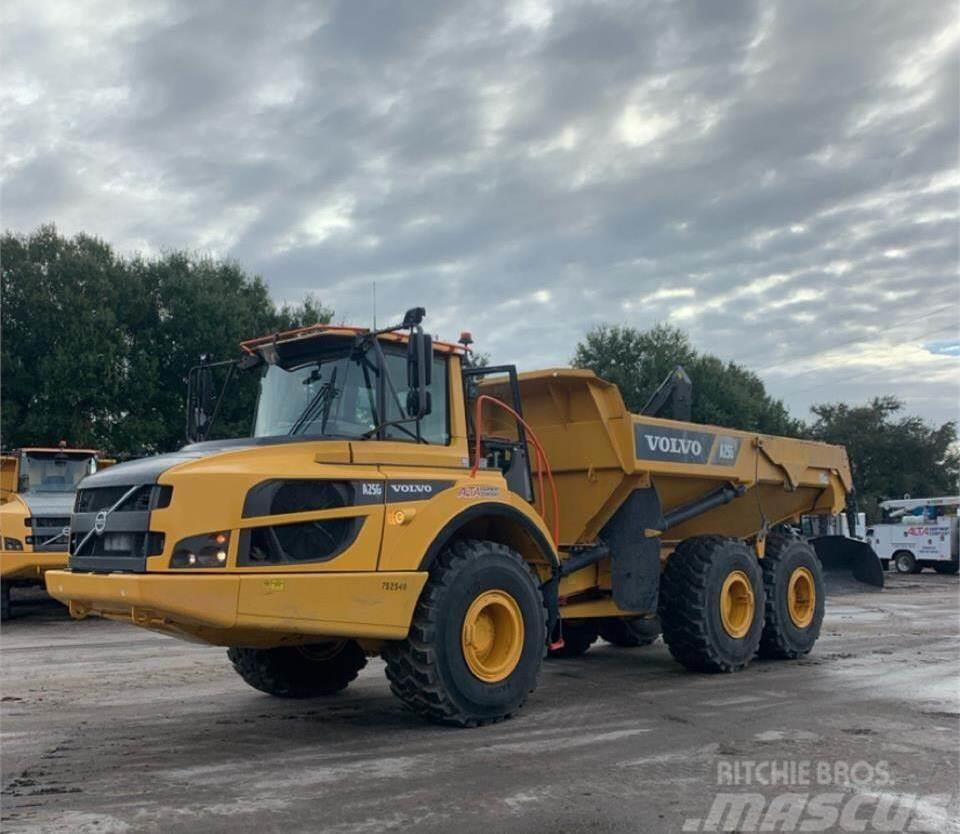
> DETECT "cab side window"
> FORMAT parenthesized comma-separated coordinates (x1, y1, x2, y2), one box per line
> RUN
(384, 353, 449, 444)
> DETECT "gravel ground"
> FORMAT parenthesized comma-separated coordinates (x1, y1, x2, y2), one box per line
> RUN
(1, 572, 958, 833)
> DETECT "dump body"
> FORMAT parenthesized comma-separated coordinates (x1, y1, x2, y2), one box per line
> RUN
(481, 369, 850, 549)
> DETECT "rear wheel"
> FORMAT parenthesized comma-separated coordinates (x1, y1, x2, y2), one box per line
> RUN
(599, 616, 660, 647)
(382, 539, 546, 727)
(0, 581, 9, 622)
(549, 619, 599, 658)
(934, 561, 960, 575)
(659, 536, 764, 673)
(227, 640, 367, 698)
(758, 533, 825, 659)
(893, 550, 917, 574)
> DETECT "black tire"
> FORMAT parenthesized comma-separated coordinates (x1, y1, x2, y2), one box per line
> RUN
(599, 616, 660, 647)
(758, 533, 825, 659)
(0, 581, 9, 622)
(549, 619, 599, 658)
(934, 561, 960, 575)
(893, 550, 917, 574)
(227, 640, 367, 698)
(659, 536, 764, 673)
(382, 539, 546, 727)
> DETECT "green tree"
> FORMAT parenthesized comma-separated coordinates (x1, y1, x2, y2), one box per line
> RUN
(572, 323, 801, 434)
(1, 225, 332, 455)
(807, 397, 959, 520)
(1, 225, 131, 450)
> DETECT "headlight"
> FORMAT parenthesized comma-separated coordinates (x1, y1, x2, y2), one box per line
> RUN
(170, 531, 230, 568)
(3, 538, 23, 551)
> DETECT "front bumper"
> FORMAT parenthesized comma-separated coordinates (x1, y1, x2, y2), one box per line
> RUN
(1, 551, 68, 581)
(45, 570, 428, 647)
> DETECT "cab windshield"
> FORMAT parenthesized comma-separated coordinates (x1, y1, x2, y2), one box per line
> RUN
(252, 342, 449, 444)
(21, 453, 96, 493)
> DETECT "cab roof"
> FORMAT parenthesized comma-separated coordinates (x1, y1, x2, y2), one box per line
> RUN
(240, 324, 467, 357)
(2, 447, 100, 456)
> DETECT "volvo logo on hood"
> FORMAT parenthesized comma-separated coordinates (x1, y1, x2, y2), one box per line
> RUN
(93, 511, 108, 536)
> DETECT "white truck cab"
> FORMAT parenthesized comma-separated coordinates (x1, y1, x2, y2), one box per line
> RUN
(867, 496, 960, 575)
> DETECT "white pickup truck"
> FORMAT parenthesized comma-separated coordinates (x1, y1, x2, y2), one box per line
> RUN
(866, 497, 960, 575)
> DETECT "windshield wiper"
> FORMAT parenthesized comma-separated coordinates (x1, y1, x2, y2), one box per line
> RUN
(288, 367, 339, 437)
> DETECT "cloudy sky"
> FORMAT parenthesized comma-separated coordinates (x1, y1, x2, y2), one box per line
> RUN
(3, 0, 958, 425)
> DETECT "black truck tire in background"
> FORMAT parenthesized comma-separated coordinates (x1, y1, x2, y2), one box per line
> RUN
(1, 581, 9, 622)
(599, 616, 661, 647)
(227, 641, 367, 698)
(549, 618, 599, 658)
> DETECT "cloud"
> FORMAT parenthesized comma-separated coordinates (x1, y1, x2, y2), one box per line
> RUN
(2, 0, 957, 425)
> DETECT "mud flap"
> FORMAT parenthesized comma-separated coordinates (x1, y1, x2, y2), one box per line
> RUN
(601, 488, 663, 613)
(811, 535, 885, 592)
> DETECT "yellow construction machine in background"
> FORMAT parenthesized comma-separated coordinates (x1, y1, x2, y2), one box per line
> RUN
(1, 444, 114, 620)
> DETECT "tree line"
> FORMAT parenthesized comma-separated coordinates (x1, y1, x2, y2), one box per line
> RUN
(1, 225, 331, 454)
(2, 225, 955, 518)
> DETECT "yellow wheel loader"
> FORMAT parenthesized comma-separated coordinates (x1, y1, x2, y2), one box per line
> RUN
(1, 444, 112, 620)
(46, 309, 879, 726)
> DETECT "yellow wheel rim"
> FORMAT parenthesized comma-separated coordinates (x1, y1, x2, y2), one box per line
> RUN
(720, 570, 755, 639)
(787, 567, 816, 629)
(461, 590, 524, 683)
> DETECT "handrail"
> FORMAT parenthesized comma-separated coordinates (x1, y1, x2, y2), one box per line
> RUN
(469, 394, 560, 547)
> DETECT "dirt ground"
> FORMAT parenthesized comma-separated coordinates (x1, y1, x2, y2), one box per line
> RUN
(1, 573, 958, 833)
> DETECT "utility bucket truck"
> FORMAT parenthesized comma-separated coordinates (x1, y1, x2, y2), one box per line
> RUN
(869, 496, 960, 575)
(47, 309, 877, 726)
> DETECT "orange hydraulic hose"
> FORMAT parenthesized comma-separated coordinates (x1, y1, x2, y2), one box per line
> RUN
(469, 394, 560, 547)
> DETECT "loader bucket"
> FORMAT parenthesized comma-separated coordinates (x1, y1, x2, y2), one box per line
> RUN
(811, 536, 885, 592)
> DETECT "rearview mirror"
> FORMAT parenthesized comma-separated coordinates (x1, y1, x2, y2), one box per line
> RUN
(406, 329, 433, 417)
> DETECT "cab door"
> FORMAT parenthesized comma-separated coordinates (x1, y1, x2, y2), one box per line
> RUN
(350, 350, 473, 571)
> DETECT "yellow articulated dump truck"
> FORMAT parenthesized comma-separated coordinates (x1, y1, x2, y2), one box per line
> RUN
(1, 443, 111, 620)
(46, 309, 876, 726)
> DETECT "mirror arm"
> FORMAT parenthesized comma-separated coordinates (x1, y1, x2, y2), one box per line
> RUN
(203, 362, 236, 442)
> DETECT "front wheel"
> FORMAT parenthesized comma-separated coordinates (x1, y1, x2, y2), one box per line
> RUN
(382, 539, 546, 727)
(659, 536, 764, 673)
(893, 550, 917, 574)
(227, 640, 367, 698)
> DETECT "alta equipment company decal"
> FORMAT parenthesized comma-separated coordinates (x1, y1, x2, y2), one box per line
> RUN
(458, 485, 500, 499)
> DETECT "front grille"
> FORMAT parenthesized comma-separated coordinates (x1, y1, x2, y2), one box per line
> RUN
(27, 533, 70, 551)
(75, 485, 172, 513)
(26, 516, 71, 551)
(31, 516, 70, 529)
(70, 483, 170, 572)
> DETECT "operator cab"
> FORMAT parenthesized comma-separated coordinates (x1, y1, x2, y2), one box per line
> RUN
(6, 446, 98, 496)
(185, 308, 536, 502)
